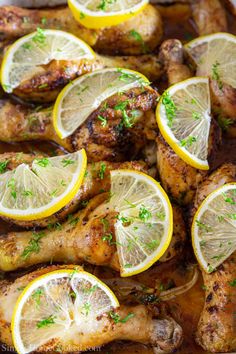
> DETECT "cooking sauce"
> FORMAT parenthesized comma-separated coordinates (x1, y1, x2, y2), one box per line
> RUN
(0, 3, 236, 354)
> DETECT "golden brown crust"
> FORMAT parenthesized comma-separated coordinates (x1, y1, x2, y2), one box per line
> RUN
(156, 134, 207, 205)
(0, 5, 162, 55)
(196, 253, 236, 352)
(69, 87, 158, 161)
(193, 163, 236, 352)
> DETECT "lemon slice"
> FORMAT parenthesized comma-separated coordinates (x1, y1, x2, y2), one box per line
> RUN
(53, 67, 150, 139)
(68, 0, 148, 29)
(185, 32, 236, 89)
(109, 169, 173, 277)
(12, 269, 119, 354)
(192, 183, 236, 273)
(156, 77, 211, 170)
(0, 150, 87, 221)
(1, 29, 95, 93)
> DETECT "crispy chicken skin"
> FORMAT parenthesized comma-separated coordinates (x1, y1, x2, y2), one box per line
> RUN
(210, 79, 236, 138)
(156, 118, 222, 205)
(6, 54, 162, 102)
(191, 0, 228, 35)
(0, 87, 158, 162)
(69, 87, 158, 162)
(191, 163, 236, 217)
(0, 191, 185, 272)
(193, 163, 236, 352)
(0, 266, 183, 353)
(156, 134, 206, 205)
(0, 5, 163, 55)
(0, 152, 146, 228)
(0, 100, 67, 147)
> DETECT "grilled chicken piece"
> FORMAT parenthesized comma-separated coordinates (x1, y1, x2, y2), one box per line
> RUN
(0, 190, 185, 272)
(0, 152, 146, 228)
(191, 0, 228, 35)
(159, 39, 192, 85)
(156, 118, 222, 205)
(156, 40, 210, 205)
(191, 163, 236, 218)
(0, 5, 163, 55)
(193, 163, 236, 352)
(156, 134, 206, 205)
(0, 52, 162, 102)
(0, 87, 158, 162)
(210, 80, 236, 138)
(0, 265, 183, 353)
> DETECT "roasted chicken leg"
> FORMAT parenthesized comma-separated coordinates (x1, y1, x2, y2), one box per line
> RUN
(156, 39, 215, 205)
(0, 152, 146, 228)
(193, 163, 236, 352)
(0, 86, 158, 161)
(0, 5, 163, 55)
(0, 265, 183, 353)
(0, 189, 186, 272)
(0, 52, 162, 102)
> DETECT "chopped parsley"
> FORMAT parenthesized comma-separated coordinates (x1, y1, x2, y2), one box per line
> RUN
(223, 192, 236, 205)
(0, 160, 9, 174)
(217, 116, 233, 131)
(21, 232, 46, 260)
(35, 158, 50, 167)
(41, 17, 47, 25)
(229, 279, 236, 287)
(156, 211, 165, 221)
(22, 42, 32, 50)
(38, 83, 48, 89)
(22, 190, 33, 197)
(180, 136, 197, 147)
(211, 253, 225, 261)
(212, 61, 223, 90)
(32, 288, 44, 306)
(98, 162, 106, 179)
(97, 115, 107, 127)
(145, 239, 159, 251)
(82, 302, 91, 316)
(33, 27, 46, 44)
(47, 222, 62, 231)
(139, 205, 152, 222)
(68, 214, 80, 226)
(7, 178, 16, 199)
(196, 220, 212, 232)
(61, 158, 75, 167)
(109, 311, 135, 324)
(129, 29, 148, 52)
(207, 265, 215, 273)
(114, 100, 135, 128)
(97, 0, 117, 11)
(162, 91, 177, 127)
(37, 315, 55, 329)
(102, 233, 113, 243)
(192, 112, 202, 120)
